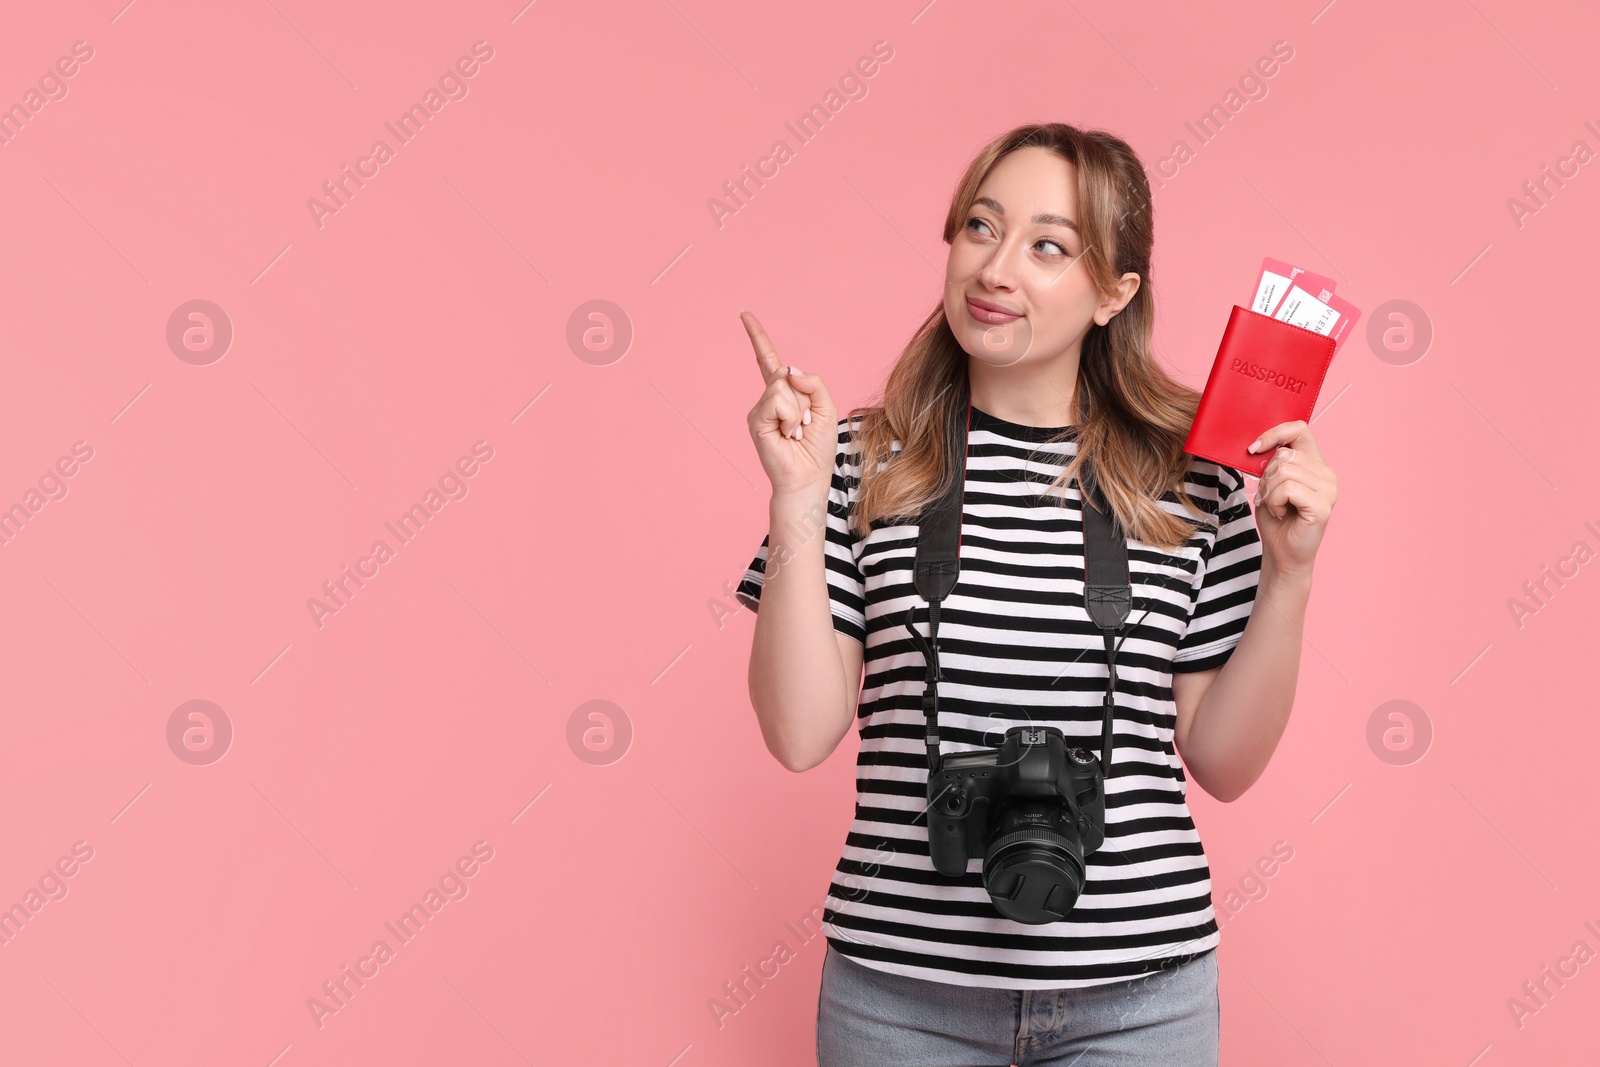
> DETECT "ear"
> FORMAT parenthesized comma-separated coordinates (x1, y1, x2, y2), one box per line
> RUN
(1095, 271, 1142, 326)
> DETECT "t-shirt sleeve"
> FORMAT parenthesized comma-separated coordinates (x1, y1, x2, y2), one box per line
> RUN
(1171, 463, 1262, 673)
(734, 417, 867, 646)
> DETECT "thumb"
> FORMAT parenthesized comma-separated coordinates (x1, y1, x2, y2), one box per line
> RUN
(783, 367, 834, 411)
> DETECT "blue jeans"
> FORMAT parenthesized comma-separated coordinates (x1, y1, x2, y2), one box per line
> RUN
(816, 943, 1220, 1066)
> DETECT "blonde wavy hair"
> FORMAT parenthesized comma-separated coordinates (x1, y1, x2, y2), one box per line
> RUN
(846, 122, 1213, 552)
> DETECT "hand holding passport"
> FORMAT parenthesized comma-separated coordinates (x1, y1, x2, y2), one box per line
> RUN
(1183, 257, 1360, 478)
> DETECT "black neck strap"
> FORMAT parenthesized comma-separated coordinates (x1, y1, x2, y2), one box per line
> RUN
(904, 386, 1131, 777)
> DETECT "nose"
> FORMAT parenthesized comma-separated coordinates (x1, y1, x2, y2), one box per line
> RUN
(976, 232, 1024, 293)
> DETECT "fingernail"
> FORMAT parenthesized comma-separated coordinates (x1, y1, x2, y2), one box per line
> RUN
(803, 410, 811, 425)
(1246, 441, 1259, 453)
(796, 426, 803, 440)
(789, 366, 803, 376)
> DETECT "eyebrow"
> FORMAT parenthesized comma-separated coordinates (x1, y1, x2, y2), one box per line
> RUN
(973, 196, 1079, 233)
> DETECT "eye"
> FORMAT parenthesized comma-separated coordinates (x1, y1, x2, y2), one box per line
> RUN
(965, 216, 1070, 258)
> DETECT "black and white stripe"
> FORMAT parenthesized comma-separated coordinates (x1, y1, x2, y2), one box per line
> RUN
(737, 405, 1262, 989)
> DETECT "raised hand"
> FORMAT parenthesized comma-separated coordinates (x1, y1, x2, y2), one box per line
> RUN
(1247, 419, 1337, 579)
(741, 311, 839, 498)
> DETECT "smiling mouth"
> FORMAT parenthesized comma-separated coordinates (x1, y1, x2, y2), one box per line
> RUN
(966, 297, 1023, 325)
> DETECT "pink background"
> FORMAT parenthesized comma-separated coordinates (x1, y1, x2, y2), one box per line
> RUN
(0, 0, 1595, 1064)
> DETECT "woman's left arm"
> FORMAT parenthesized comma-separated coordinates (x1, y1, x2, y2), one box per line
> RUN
(1172, 419, 1335, 803)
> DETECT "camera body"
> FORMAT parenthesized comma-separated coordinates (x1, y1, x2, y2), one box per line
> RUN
(925, 725, 1106, 925)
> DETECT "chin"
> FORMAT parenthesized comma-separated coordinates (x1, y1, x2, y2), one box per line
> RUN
(959, 318, 1033, 368)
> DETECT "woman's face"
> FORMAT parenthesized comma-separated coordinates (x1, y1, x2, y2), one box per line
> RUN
(943, 145, 1139, 368)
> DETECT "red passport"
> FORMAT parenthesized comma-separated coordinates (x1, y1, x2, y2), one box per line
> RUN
(1184, 305, 1337, 478)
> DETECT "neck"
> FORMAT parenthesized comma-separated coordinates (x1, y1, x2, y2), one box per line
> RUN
(966, 347, 1082, 428)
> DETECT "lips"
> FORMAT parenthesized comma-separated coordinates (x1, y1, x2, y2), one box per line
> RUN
(966, 296, 1022, 325)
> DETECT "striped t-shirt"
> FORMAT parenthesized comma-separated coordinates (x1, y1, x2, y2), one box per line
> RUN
(735, 404, 1263, 990)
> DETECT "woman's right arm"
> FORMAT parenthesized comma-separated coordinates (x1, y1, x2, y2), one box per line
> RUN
(740, 311, 864, 773)
(748, 489, 865, 772)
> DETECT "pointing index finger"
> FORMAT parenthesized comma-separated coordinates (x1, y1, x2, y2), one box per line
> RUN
(740, 310, 784, 384)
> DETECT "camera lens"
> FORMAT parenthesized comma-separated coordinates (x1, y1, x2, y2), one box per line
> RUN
(982, 803, 1087, 924)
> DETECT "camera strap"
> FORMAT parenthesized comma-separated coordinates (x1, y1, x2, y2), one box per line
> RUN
(905, 384, 1132, 777)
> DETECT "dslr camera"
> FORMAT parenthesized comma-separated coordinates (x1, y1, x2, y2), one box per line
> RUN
(925, 724, 1106, 925)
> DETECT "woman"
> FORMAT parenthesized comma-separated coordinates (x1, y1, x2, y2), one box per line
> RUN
(736, 122, 1334, 1066)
